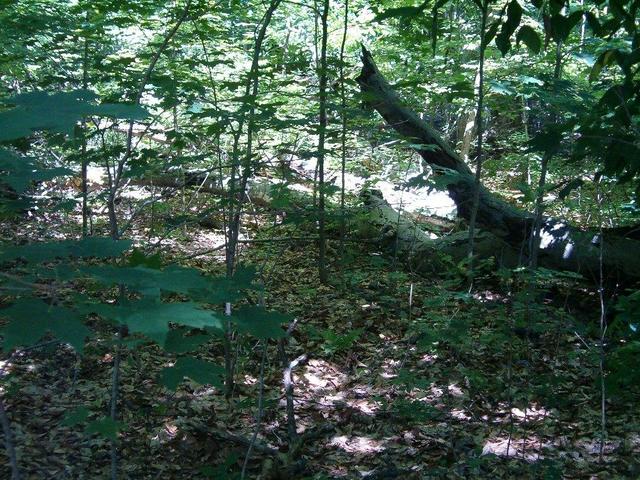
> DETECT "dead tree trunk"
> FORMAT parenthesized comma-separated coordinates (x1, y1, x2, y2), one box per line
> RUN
(357, 46, 640, 281)
(360, 189, 521, 274)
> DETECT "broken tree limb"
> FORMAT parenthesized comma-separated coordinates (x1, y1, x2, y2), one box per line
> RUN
(360, 189, 520, 273)
(357, 46, 640, 281)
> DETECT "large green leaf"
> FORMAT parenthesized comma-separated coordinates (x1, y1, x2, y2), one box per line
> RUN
(495, 0, 523, 55)
(374, 2, 428, 22)
(0, 149, 73, 193)
(81, 264, 231, 300)
(516, 25, 541, 54)
(549, 11, 583, 43)
(160, 356, 225, 390)
(85, 417, 124, 441)
(61, 406, 91, 427)
(88, 298, 223, 344)
(0, 90, 148, 141)
(0, 238, 132, 263)
(163, 328, 211, 354)
(0, 298, 90, 353)
(232, 306, 289, 339)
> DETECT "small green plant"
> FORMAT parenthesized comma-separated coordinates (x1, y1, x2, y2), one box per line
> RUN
(308, 326, 364, 355)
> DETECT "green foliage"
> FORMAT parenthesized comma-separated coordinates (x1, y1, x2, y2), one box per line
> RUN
(0, 149, 73, 193)
(495, 0, 523, 55)
(0, 238, 133, 263)
(232, 306, 290, 339)
(85, 417, 125, 442)
(374, 1, 430, 22)
(389, 398, 442, 422)
(0, 90, 148, 141)
(309, 326, 364, 355)
(1, 299, 90, 353)
(0, 0, 638, 476)
(516, 25, 541, 54)
(160, 356, 225, 391)
(61, 406, 91, 427)
(164, 327, 211, 354)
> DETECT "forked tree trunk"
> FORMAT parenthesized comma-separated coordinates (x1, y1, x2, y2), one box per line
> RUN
(357, 47, 640, 281)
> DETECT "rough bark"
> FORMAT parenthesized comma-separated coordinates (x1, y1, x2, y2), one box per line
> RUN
(357, 46, 640, 281)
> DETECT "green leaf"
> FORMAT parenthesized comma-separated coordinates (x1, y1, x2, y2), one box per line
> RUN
(232, 306, 289, 339)
(0, 299, 90, 353)
(516, 25, 541, 54)
(584, 11, 603, 36)
(80, 264, 217, 296)
(85, 417, 124, 441)
(549, 11, 583, 43)
(160, 356, 225, 390)
(392, 398, 443, 422)
(589, 49, 617, 82)
(128, 249, 163, 269)
(495, 29, 511, 55)
(89, 298, 223, 345)
(0, 238, 132, 263)
(505, 0, 523, 33)
(62, 406, 90, 426)
(200, 453, 241, 479)
(164, 328, 211, 354)
(0, 149, 74, 193)
(374, 1, 429, 22)
(558, 178, 584, 199)
(425, 168, 463, 192)
(484, 21, 501, 47)
(0, 90, 148, 141)
(489, 80, 516, 96)
(528, 126, 564, 156)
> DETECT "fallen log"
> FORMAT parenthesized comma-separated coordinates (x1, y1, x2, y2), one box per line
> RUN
(357, 46, 640, 281)
(360, 189, 520, 273)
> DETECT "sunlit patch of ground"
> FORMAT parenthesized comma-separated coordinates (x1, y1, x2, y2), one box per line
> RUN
(379, 358, 401, 379)
(482, 434, 550, 461)
(298, 359, 347, 392)
(150, 422, 179, 447)
(329, 434, 386, 454)
(491, 402, 552, 424)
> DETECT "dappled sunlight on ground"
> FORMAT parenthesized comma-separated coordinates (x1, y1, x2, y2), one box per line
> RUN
(510, 405, 548, 421)
(492, 402, 551, 424)
(299, 359, 347, 392)
(379, 358, 401, 379)
(448, 383, 464, 397)
(418, 353, 438, 365)
(150, 422, 179, 448)
(450, 408, 472, 420)
(482, 434, 549, 461)
(329, 434, 386, 454)
(348, 398, 379, 416)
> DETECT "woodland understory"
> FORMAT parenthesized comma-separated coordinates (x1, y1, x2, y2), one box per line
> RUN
(1, 0, 640, 479)
(2, 204, 639, 480)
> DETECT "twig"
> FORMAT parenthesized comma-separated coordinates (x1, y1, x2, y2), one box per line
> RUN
(109, 327, 124, 480)
(597, 182, 607, 462)
(281, 352, 307, 444)
(276, 318, 309, 457)
(0, 396, 20, 480)
(241, 342, 268, 479)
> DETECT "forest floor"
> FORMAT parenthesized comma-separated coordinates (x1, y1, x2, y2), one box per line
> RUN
(1, 202, 639, 480)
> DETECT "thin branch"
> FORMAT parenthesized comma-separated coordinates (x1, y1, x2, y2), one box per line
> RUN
(241, 342, 268, 479)
(0, 397, 20, 480)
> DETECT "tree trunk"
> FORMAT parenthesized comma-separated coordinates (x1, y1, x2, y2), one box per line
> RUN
(356, 47, 640, 281)
(360, 189, 520, 274)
